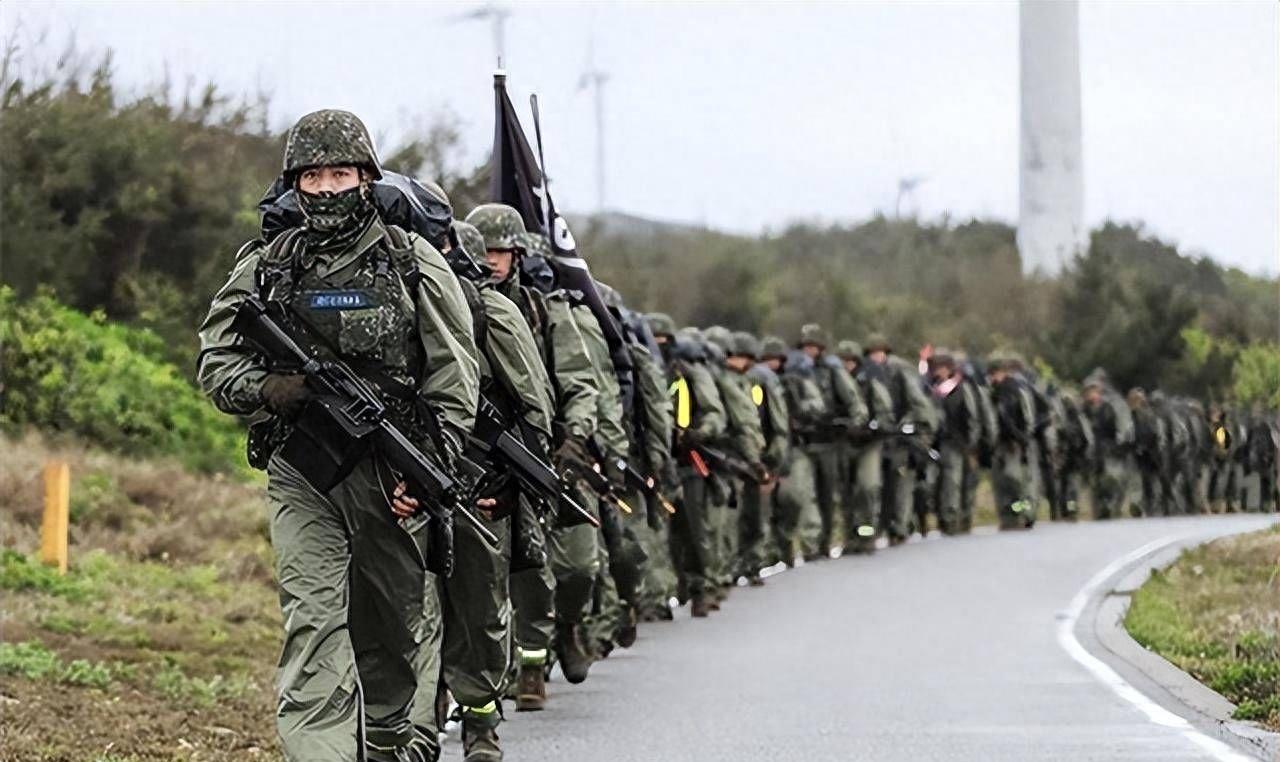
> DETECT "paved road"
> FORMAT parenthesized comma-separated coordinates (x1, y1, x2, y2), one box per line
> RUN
(489, 515, 1277, 762)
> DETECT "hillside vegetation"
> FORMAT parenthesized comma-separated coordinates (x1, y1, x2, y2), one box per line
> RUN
(1, 51, 1277, 410)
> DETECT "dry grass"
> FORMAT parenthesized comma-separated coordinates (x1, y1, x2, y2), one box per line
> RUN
(0, 430, 282, 761)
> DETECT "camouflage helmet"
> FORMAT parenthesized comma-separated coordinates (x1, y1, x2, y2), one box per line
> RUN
(704, 325, 733, 352)
(465, 203, 528, 250)
(760, 335, 788, 359)
(798, 323, 829, 348)
(836, 339, 862, 360)
(595, 280, 623, 309)
(451, 220, 487, 262)
(520, 231, 552, 258)
(730, 331, 761, 359)
(930, 346, 956, 368)
(1082, 367, 1110, 390)
(283, 109, 382, 180)
(680, 326, 706, 344)
(986, 348, 1016, 371)
(864, 332, 892, 353)
(647, 312, 677, 338)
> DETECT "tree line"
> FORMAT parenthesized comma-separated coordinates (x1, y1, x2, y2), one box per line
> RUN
(2, 50, 1277, 407)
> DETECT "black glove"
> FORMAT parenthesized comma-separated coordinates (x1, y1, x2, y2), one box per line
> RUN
(554, 437, 592, 471)
(677, 427, 705, 450)
(261, 373, 310, 416)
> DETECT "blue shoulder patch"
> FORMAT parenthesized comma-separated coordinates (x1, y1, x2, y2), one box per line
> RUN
(309, 291, 372, 310)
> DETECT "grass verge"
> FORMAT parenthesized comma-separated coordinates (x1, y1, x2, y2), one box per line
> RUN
(1125, 525, 1280, 730)
(0, 431, 281, 761)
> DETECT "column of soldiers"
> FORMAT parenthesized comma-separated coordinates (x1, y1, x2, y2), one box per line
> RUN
(198, 110, 1280, 762)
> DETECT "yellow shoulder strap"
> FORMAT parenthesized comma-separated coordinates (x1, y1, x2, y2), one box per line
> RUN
(669, 377, 692, 429)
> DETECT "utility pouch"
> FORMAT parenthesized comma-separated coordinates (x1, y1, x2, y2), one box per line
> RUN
(278, 395, 377, 493)
(406, 512, 455, 577)
(510, 496, 548, 573)
(246, 419, 281, 470)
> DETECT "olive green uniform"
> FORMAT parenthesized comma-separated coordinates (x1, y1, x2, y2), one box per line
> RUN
(805, 353, 868, 554)
(966, 375, 999, 531)
(474, 223, 601, 676)
(744, 358, 789, 574)
(654, 324, 727, 605)
(1085, 379, 1135, 519)
(432, 278, 555, 730)
(198, 215, 479, 761)
(991, 371, 1037, 529)
(843, 349, 894, 551)
(874, 355, 937, 541)
(775, 351, 825, 562)
(626, 340, 678, 618)
(702, 336, 765, 587)
(932, 374, 980, 535)
(574, 304, 644, 650)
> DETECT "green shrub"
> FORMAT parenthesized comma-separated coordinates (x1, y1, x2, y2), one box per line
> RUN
(0, 640, 116, 688)
(0, 288, 247, 474)
(0, 550, 92, 601)
(152, 661, 252, 707)
(0, 641, 61, 680)
(61, 658, 114, 688)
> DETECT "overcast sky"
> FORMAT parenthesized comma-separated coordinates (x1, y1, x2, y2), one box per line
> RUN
(5, 1, 1278, 275)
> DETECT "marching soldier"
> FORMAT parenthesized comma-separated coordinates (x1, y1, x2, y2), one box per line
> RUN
(863, 334, 936, 544)
(198, 110, 480, 762)
(647, 314, 727, 617)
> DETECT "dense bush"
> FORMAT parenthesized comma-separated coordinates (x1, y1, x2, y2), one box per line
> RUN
(1, 48, 1275, 410)
(0, 288, 247, 474)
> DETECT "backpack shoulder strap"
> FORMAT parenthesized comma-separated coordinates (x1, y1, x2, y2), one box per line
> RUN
(254, 227, 306, 299)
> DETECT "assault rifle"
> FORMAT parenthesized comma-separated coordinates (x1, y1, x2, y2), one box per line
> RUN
(468, 397, 599, 528)
(586, 438, 677, 515)
(233, 296, 497, 576)
(797, 416, 857, 443)
(853, 420, 941, 463)
(694, 444, 768, 484)
(553, 434, 634, 516)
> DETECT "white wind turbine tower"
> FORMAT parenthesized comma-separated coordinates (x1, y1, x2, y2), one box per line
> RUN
(449, 2, 511, 66)
(1018, 0, 1085, 275)
(578, 40, 609, 212)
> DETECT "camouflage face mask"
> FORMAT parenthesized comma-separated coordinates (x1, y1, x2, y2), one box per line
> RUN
(298, 184, 374, 240)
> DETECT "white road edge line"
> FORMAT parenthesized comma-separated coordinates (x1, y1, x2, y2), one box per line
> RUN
(1057, 534, 1258, 762)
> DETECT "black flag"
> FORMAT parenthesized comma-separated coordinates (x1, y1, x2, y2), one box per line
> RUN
(489, 71, 635, 409)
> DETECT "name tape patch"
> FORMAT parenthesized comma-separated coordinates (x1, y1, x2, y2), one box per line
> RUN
(309, 292, 372, 310)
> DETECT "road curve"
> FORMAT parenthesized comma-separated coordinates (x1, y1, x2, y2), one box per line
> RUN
(488, 515, 1277, 762)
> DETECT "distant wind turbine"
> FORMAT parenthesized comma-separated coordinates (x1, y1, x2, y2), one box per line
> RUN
(895, 175, 927, 218)
(578, 40, 609, 212)
(448, 2, 511, 67)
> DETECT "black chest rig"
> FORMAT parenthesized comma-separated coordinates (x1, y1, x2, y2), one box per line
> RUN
(256, 226, 425, 429)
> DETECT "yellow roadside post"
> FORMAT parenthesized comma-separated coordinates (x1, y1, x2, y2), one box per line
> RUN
(41, 460, 70, 575)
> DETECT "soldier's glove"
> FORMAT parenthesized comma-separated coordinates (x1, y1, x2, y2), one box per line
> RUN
(261, 373, 310, 417)
(751, 461, 772, 484)
(554, 437, 592, 472)
(677, 428, 705, 450)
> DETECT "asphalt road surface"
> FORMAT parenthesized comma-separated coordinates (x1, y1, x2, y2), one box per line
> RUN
(490, 514, 1277, 762)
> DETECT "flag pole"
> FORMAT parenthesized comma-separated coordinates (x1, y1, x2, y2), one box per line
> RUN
(529, 93, 553, 236)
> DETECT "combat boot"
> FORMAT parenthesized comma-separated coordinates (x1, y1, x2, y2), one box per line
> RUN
(690, 593, 713, 618)
(554, 622, 592, 684)
(615, 605, 639, 648)
(460, 703, 503, 762)
(515, 662, 546, 712)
